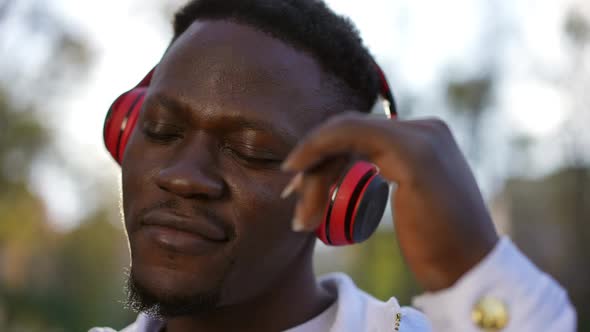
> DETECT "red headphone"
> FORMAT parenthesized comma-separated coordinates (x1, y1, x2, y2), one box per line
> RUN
(104, 64, 397, 246)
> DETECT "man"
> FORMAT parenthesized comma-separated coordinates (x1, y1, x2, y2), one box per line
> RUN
(91, 0, 576, 331)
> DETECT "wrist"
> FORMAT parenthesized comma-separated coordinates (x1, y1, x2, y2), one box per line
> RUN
(415, 234, 499, 291)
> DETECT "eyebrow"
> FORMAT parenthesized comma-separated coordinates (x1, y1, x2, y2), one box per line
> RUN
(145, 93, 298, 147)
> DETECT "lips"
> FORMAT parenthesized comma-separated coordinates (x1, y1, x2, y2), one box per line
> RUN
(140, 210, 229, 243)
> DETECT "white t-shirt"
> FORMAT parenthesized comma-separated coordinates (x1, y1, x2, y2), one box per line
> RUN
(90, 237, 576, 332)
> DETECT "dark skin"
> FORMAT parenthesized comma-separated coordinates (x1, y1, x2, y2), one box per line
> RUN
(121, 19, 498, 332)
(122, 20, 336, 332)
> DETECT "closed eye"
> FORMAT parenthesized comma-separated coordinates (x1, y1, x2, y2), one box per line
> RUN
(141, 122, 183, 143)
(222, 145, 283, 169)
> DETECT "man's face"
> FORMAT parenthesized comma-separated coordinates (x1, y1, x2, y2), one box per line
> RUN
(121, 20, 340, 315)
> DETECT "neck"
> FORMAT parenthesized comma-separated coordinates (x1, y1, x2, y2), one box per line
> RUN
(165, 242, 335, 332)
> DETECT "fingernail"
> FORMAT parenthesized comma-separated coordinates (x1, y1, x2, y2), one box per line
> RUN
(280, 172, 303, 199)
(281, 158, 295, 171)
(292, 211, 323, 232)
(292, 218, 305, 232)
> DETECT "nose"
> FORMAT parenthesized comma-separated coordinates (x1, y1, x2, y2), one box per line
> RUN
(154, 144, 225, 200)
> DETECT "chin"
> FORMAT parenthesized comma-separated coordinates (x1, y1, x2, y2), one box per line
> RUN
(125, 236, 235, 317)
(126, 266, 223, 318)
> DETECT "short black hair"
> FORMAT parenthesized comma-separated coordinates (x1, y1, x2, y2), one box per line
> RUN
(172, 0, 380, 112)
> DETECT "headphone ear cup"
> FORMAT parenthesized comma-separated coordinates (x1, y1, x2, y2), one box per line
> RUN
(103, 88, 146, 164)
(316, 161, 389, 246)
(104, 67, 155, 165)
(350, 175, 389, 243)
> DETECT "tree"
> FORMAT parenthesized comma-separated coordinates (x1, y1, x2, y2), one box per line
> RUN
(0, 2, 134, 331)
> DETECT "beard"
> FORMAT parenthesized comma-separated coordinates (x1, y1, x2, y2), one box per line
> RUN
(120, 198, 239, 319)
(124, 269, 223, 319)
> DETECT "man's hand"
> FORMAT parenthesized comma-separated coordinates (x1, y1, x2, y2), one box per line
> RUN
(281, 112, 499, 291)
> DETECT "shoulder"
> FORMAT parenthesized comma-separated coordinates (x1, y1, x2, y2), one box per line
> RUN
(318, 273, 432, 332)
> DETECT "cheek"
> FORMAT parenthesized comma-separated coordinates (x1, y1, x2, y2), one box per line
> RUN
(219, 171, 312, 304)
(231, 171, 294, 241)
(120, 130, 158, 231)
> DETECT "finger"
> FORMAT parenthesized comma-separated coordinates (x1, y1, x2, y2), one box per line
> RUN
(292, 173, 329, 232)
(290, 157, 351, 232)
(282, 113, 384, 170)
(280, 172, 303, 199)
(281, 112, 409, 182)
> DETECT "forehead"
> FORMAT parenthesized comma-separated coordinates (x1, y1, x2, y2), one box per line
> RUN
(149, 20, 337, 131)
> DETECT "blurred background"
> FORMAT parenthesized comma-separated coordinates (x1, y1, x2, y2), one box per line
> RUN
(0, 0, 588, 330)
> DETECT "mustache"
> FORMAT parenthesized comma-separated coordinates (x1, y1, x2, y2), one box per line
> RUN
(134, 200, 236, 240)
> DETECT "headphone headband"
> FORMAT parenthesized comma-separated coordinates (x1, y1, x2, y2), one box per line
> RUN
(374, 63, 397, 118)
(137, 67, 156, 88)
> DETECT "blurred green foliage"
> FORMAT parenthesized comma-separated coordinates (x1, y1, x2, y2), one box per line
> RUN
(0, 2, 135, 331)
(315, 230, 420, 306)
(346, 231, 420, 304)
(0, 88, 135, 331)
